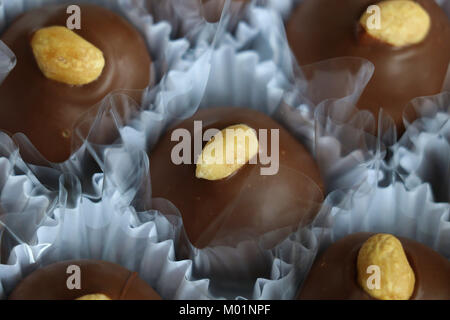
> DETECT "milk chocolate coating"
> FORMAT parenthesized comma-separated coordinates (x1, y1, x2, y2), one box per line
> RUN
(8, 260, 161, 300)
(200, 0, 248, 22)
(298, 232, 450, 300)
(0, 4, 152, 162)
(287, 0, 450, 130)
(149, 107, 324, 248)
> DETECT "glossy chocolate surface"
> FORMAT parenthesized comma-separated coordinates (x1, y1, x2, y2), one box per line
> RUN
(200, 0, 248, 22)
(9, 260, 161, 300)
(0, 4, 151, 162)
(298, 232, 450, 300)
(287, 0, 450, 130)
(149, 107, 324, 248)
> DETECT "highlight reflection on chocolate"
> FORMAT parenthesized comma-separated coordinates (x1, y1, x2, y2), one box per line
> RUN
(149, 107, 324, 248)
(0, 4, 152, 163)
(287, 0, 450, 130)
(9, 260, 161, 300)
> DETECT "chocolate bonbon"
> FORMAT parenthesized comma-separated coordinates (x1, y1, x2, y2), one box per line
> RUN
(0, 4, 152, 162)
(298, 232, 450, 300)
(149, 107, 324, 248)
(287, 0, 450, 130)
(9, 260, 161, 300)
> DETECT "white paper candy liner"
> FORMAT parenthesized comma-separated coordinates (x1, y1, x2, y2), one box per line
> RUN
(187, 0, 300, 93)
(0, 133, 53, 264)
(391, 92, 450, 203)
(0, 146, 318, 300)
(199, 45, 288, 114)
(0, 147, 170, 298)
(0, 0, 211, 198)
(312, 173, 450, 261)
(0, 199, 205, 300)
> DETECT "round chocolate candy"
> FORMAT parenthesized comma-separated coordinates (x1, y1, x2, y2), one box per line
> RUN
(149, 107, 324, 248)
(0, 4, 152, 162)
(9, 260, 161, 300)
(287, 0, 450, 130)
(298, 232, 450, 300)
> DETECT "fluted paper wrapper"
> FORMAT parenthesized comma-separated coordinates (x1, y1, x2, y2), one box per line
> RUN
(0, 147, 319, 300)
(0, 148, 179, 298)
(312, 173, 450, 260)
(392, 92, 450, 203)
(0, 133, 53, 264)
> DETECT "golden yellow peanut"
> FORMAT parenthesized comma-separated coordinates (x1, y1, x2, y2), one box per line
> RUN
(76, 293, 111, 300)
(357, 233, 415, 300)
(360, 0, 431, 47)
(196, 124, 259, 180)
(31, 26, 105, 85)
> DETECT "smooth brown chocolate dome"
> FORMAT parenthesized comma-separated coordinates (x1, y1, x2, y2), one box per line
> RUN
(298, 232, 450, 300)
(0, 4, 152, 162)
(8, 260, 161, 300)
(287, 0, 450, 131)
(149, 107, 324, 248)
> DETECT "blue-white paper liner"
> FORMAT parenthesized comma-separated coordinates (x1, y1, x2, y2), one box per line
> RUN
(391, 92, 450, 203)
(0, 147, 318, 300)
(311, 171, 450, 261)
(0, 133, 53, 263)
